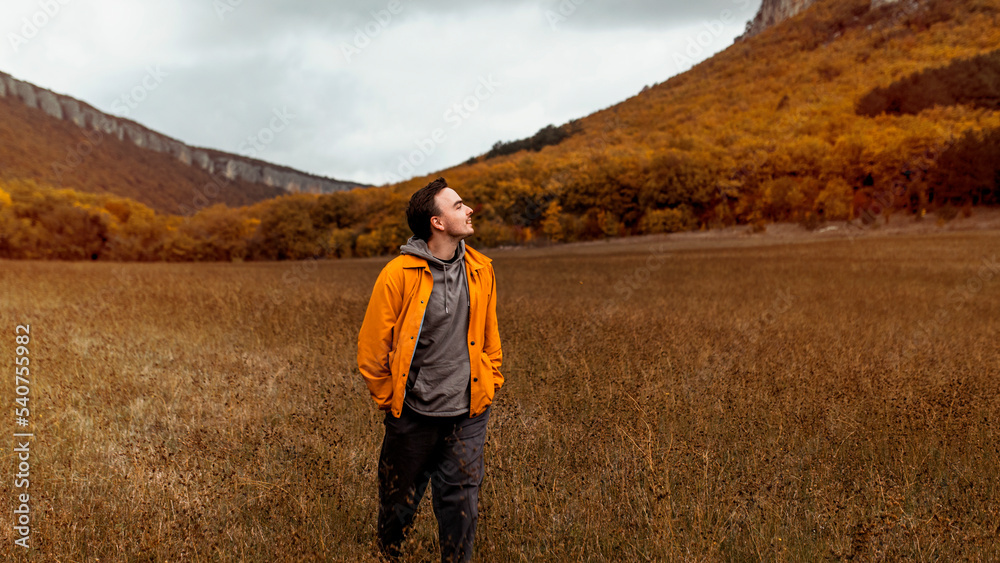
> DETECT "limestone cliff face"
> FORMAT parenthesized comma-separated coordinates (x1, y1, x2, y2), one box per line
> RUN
(741, 0, 817, 39)
(740, 0, 904, 39)
(0, 72, 366, 195)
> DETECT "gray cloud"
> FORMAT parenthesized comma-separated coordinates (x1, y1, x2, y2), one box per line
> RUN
(0, 0, 760, 185)
(220, 0, 759, 29)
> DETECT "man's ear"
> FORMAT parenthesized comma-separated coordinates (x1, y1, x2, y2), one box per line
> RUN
(430, 216, 444, 232)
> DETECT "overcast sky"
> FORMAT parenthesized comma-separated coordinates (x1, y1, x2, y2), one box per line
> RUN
(1, 0, 759, 186)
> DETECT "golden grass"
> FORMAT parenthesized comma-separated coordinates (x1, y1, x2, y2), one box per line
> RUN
(1, 230, 998, 561)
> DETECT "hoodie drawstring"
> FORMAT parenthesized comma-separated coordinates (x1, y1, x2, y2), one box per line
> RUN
(444, 263, 450, 314)
(398, 236, 465, 316)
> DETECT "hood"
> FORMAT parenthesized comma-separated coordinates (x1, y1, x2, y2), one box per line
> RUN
(399, 236, 468, 314)
(399, 236, 466, 266)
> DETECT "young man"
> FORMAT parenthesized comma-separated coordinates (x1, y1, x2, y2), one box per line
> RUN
(357, 177, 503, 562)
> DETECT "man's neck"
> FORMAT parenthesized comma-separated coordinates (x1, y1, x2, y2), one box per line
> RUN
(426, 236, 460, 261)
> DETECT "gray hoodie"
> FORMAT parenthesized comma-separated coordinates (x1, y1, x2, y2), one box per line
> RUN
(398, 236, 472, 416)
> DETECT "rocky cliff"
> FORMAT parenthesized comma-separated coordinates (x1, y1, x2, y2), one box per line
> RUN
(740, 0, 905, 39)
(0, 71, 366, 195)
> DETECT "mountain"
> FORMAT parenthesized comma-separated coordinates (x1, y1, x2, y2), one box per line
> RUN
(376, 0, 1000, 245)
(0, 72, 367, 215)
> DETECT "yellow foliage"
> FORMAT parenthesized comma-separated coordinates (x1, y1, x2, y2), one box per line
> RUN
(639, 208, 693, 234)
(542, 201, 564, 242)
(815, 178, 853, 220)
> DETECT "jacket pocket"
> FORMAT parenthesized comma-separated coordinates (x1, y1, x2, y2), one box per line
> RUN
(387, 346, 397, 378)
(479, 352, 496, 401)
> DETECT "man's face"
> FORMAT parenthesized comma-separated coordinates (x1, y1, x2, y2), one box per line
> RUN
(432, 187, 474, 240)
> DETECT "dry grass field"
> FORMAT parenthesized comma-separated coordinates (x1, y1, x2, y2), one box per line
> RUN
(1, 227, 998, 561)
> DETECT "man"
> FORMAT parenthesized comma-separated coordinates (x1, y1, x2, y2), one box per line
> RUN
(357, 177, 503, 562)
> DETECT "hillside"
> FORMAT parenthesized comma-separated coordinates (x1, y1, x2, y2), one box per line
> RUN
(0, 72, 367, 215)
(384, 0, 1000, 245)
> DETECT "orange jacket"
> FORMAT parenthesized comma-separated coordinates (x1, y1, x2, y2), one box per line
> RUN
(357, 245, 503, 418)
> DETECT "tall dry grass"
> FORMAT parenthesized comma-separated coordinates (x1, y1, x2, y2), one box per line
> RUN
(0, 230, 998, 561)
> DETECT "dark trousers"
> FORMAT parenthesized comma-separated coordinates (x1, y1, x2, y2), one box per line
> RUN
(377, 404, 490, 563)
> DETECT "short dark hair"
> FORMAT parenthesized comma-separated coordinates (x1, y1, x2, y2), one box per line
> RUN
(406, 177, 449, 241)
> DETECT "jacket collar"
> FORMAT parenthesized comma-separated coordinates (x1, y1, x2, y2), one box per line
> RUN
(398, 244, 491, 272)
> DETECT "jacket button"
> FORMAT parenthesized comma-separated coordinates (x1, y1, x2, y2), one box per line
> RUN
(470, 341, 476, 346)
(473, 378, 478, 382)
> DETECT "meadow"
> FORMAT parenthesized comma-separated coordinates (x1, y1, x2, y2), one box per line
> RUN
(0, 227, 998, 561)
